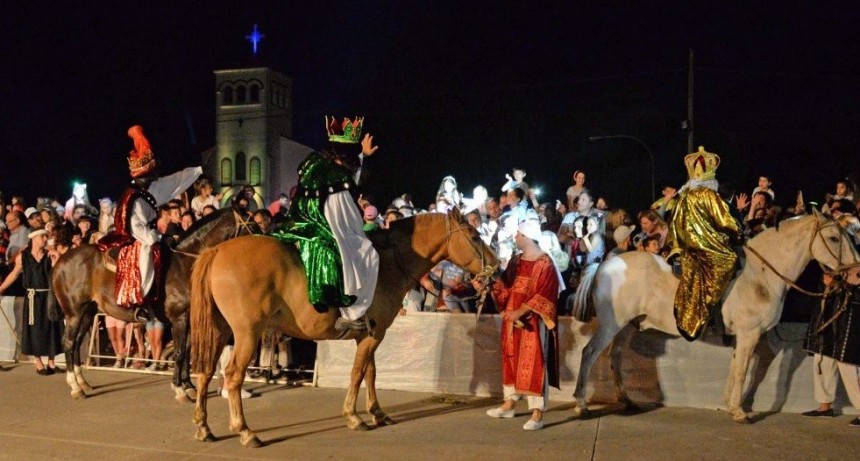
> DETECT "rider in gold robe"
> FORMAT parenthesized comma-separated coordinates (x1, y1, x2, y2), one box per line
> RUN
(668, 146, 741, 341)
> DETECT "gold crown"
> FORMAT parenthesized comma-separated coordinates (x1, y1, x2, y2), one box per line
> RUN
(684, 146, 720, 181)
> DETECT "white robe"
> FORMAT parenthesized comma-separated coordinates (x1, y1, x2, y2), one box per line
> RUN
(127, 167, 202, 300)
(323, 191, 379, 321)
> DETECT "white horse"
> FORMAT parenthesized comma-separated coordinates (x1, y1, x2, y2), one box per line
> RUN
(572, 211, 860, 423)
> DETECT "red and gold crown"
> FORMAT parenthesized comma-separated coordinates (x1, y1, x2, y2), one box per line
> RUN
(127, 125, 158, 178)
(325, 116, 363, 143)
(684, 146, 720, 181)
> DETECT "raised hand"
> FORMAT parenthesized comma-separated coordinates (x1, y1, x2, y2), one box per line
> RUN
(361, 133, 379, 157)
(663, 186, 677, 201)
(736, 193, 749, 211)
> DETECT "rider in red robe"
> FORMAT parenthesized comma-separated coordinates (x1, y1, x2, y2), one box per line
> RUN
(481, 220, 560, 431)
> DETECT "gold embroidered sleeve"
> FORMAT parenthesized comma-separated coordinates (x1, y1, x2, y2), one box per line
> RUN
(521, 256, 559, 329)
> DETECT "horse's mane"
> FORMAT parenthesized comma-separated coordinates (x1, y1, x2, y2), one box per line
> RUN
(367, 214, 417, 250)
(174, 208, 234, 252)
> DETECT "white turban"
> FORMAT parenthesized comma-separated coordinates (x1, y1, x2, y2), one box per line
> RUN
(518, 220, 542, 242)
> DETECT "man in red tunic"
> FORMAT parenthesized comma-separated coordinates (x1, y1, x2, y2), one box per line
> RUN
(478, 220, 560, 431)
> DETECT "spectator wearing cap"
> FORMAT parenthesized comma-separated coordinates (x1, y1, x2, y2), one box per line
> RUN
(362, 206, 380, 233)
(607, 224, 635, 259)
(24, 208, 44, 230)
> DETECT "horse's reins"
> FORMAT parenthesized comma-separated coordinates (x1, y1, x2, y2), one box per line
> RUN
(744, 217, 860, 298)
(443, 214, 498, 311)
(169, 210, 257, 258)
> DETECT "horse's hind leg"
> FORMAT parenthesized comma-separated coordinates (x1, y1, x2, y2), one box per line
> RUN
(225, 330, 264, 448)
(363, 337, 395, 426)
(344, 336, 373, 431)
(193, 344, 223, 443)
(72, 305, 97, 393)
(574, 323, 622, 416)
(610, 325, 636, 410)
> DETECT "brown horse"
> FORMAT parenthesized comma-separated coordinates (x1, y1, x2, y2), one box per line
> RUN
(190, 209, 498, 447)
(52, 208, 257, 401)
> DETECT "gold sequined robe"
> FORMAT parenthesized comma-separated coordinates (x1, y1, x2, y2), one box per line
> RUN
(668, 186, 740, 341)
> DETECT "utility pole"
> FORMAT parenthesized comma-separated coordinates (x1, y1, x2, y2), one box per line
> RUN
(687, 48, 695, 153)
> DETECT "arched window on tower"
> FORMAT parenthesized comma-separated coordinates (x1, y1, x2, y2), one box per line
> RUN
(249, 84, 260, 103)
(222, 86, 234, 105)
(235, 151, 247, 181)
(220, 158, 233, 185)
(236, 85, 247, 104)
(249, 157, 261, 185)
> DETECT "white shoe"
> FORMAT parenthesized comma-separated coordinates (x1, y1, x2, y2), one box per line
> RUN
(219, 387, 252, 399)
(486, 407, 515, 418)
(523, 419, 544, 431)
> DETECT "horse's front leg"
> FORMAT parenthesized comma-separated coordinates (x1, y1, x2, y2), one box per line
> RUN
(363, 336, 395, 427)
(343, 335, 373, 431)
(169, 312, 195, 403)
(725, 330, 761, 424)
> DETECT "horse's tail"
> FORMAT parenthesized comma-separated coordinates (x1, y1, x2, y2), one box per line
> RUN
(571, 262, 600, 322)
(190, 246, 225, 375)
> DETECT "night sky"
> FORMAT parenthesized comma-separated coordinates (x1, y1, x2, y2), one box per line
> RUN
(2, 3, 858, 212)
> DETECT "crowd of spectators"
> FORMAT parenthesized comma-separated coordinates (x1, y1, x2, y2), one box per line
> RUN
(2, 164, 859, 414)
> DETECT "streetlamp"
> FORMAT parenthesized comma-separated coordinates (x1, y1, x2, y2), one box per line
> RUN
(588, 135, 656, 202)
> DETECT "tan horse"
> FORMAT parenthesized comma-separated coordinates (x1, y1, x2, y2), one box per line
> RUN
(190, 209, 498, 447)
(571, 211, 860, 423)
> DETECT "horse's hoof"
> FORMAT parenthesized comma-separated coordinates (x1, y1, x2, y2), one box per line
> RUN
(620, 400, 642, 414)
(79, 383, 93, 392)
(172, 384, 195, 403)
(375, 416, 396, 426)
(573, 406, 589, 417)
(733, 415, 753, 424)
(195, 429, 217, 442)
(353, 422, 371, 431)
(71, 390, 87, 400)
(241, 434, 265, 448)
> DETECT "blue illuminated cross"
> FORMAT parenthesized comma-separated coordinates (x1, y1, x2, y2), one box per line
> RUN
(245, 24, 265, 54)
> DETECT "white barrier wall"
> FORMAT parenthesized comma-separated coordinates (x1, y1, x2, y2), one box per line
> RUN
(0, 297, 17, 361)
(316, 312, 855, 414)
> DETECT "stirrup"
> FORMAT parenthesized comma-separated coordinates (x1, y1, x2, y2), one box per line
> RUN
(335, 317, 369, 331)
(133, 307, 152, 323)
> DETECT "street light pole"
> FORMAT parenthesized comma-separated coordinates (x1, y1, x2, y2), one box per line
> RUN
(588, 135, 656, 202)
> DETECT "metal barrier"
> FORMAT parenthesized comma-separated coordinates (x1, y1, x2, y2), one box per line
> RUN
(85, 313, 314, 383)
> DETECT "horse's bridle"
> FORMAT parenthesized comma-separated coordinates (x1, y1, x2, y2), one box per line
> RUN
(444, 213, 498, 281)
(744, 215, 860, 298)
(170, 210, 258, 258)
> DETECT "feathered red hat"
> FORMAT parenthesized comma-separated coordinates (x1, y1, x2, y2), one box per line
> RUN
(127, 125, 157, 178)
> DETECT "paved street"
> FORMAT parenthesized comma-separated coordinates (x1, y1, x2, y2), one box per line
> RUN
(0, 363, 857, 461)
